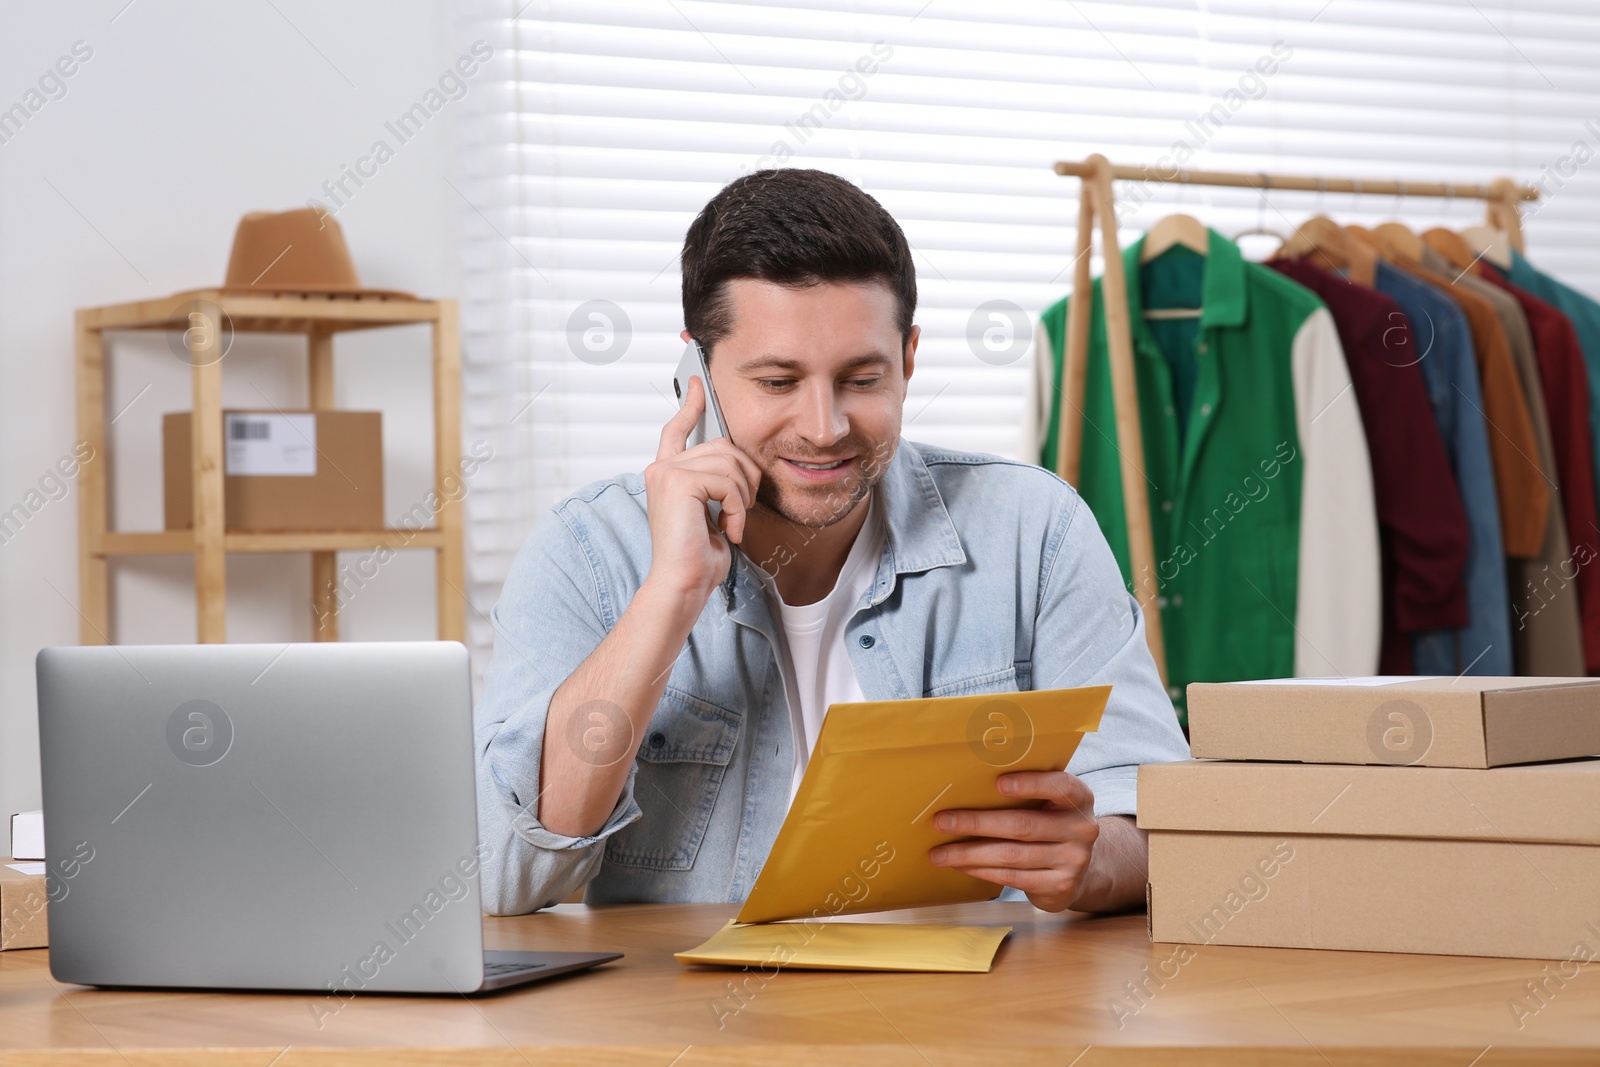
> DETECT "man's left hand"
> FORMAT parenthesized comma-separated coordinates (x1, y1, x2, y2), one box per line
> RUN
(928, 770, 1102, 913)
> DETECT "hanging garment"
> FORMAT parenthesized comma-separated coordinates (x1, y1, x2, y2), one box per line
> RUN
(1357, 260, 1512, 676)
(1030, 229, 1380, 720)
(1387, 257, 1548, 558)
(1508, 248, 1600, 509)
(1267, 257, 1471, 674)
(1478, 263, 1600, 671)
(1021, 307, 1058, 469)
(1413, 246, 1584, 676)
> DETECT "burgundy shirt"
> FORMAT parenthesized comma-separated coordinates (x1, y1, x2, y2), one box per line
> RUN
(1481, 263, 1600, 670)
(1269, 257, 1472, 672)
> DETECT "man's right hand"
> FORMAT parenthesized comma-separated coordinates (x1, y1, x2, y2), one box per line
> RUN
(642, 374, 762, 603)
(537, 375, 761, 839)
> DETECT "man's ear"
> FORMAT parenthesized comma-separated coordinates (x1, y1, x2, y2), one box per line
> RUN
(902, 325, 919, 386)
(679, 328, 692, 343)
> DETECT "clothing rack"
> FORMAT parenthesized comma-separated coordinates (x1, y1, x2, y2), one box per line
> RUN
(1048, 153, 1542, 684)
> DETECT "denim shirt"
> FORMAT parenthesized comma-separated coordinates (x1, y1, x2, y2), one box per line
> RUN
(474, 438, 1191, 915)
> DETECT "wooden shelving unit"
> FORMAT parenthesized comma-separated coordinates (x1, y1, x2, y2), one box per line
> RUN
(74, 289, 464, 645)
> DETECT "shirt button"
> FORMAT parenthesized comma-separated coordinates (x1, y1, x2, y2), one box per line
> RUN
(649, 732, 666, 749)
(859, 635, 876, 649)
(1164, 405, 1175, 416)
(1161, 500, 1173, 513)
(1198, 342, 1208, 353)
(1200, 403, 1213, 416)
(1157, 596, 1169, 608)
(1167, 685, 1182, 700)
(1172, 594, 1184, 608)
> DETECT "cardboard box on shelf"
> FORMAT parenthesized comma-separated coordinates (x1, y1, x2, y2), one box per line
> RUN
(9, 811, 42, 862)
(1187, 676, 1600, 768)
(1140, 758, 1600, 960)
(0, 860, 48, 950)
(163, 410, 383, 532)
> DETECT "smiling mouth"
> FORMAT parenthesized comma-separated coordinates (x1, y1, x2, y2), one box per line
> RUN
(788, 458, 851, 471)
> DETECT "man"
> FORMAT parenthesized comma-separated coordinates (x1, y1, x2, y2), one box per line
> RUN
(475, 168, 1190, 916)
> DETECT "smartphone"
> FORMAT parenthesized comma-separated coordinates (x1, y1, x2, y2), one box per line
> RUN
(672, 339, 728, 448)
(671, 339, 728, 521)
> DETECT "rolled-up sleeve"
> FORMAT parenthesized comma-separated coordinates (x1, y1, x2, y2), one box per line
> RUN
(1035, 487, 1191, 818)
(475, 502, 643, 915)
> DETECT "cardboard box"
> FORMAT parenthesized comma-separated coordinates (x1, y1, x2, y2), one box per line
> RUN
(1188, 676, 1600, 768)
(164, 410, 383, 532)
(9, 810, 42, 861)
(1140, 758, 1600, 959)
(0, 860, 49, 950)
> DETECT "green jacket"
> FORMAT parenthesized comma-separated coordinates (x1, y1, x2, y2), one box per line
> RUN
(1036, 230, 1380, 721)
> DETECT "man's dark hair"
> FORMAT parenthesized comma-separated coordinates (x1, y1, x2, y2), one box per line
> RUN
(681, 169, 917, 356)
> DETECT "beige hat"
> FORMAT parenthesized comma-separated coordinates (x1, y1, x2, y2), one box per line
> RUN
(215, 208, 414, 299)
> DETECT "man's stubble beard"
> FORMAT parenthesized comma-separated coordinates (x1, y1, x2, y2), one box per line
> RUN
(751, 435, 898, 530)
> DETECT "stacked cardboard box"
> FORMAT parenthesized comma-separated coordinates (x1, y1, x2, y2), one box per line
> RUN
(1140, 677, 1600, 960)
(0, 860, 48, 950)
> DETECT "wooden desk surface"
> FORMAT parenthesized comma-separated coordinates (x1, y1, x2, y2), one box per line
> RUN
(2, 901, 1596, 1065)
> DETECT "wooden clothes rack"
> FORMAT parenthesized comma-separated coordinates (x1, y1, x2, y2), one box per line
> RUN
(1048, 153, 1541, 684)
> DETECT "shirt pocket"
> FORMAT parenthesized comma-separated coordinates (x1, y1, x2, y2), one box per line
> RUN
(926, 665, 1021, 699)
(603, 686, 740, 872)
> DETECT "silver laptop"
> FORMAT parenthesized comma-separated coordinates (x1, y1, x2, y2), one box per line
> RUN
(36, 640, 619, 994)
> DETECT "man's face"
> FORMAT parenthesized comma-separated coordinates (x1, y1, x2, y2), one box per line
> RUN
(700, 278, 916, 529)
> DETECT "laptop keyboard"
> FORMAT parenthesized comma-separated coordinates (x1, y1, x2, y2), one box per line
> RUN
(485, 961, 548, 976)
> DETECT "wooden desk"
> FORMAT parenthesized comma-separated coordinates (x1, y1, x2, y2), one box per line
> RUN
(2, 902, 1596, 1065)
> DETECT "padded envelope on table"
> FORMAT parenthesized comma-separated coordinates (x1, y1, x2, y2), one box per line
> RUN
(676, 919, 1014, 972)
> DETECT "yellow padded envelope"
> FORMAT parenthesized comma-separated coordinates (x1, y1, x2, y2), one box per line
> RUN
(677, 686, 1107, 971)
(676, 919, 1014, 972)
(736, 685, 1109, 925)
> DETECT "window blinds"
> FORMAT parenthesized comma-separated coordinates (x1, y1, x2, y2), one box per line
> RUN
(455, 0, 1600, 664)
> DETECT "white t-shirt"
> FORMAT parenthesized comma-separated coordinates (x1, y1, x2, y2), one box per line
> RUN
(754, 493, 886, 800)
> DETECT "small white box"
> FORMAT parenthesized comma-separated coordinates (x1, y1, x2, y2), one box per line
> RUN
(9, 810, 43, 861)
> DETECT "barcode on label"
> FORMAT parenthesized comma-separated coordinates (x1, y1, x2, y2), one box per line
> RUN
(230, 419, 271, 441)
(224, 413, 316, 476)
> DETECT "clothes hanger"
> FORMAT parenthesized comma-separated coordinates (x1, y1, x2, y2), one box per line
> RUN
(1275, 178, 1337, 259)
(1373, 191, 1427, 262)
(1344, 222, 1390, 259)
(1348, 219, 1412, 264)
(1140, 213, 1209, 263)
(1420, 227, 1482, 273)
(1285, 179, 1377, 280)
(1336, 181, 1386, 259)
(1233, 175, 1287, 243)
(1434, 183, 1501, 267)
(1279, 215, 1350, 266)
(1458, 224, 1513, 269)
(1139, 206, 1208, 320)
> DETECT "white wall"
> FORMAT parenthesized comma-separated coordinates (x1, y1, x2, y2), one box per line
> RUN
(0, 0, 477, 851)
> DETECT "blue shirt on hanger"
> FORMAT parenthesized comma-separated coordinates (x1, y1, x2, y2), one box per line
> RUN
(1370, 261, 1511, 676)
